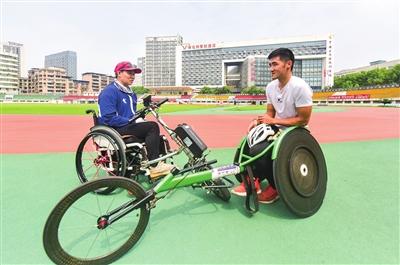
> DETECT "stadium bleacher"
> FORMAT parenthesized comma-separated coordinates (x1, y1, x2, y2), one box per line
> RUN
(62, 95, 98, 103)
(1, 85, 398, 105)
(0, 93, 64, 103)
(313, 86, 400, 104)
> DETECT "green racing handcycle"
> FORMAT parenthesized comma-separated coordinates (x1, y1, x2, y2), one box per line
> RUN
(43, 95, 327, 264)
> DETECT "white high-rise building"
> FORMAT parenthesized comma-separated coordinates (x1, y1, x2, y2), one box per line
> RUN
(0, 41, 25, 94)
(145, 35, 183, 87)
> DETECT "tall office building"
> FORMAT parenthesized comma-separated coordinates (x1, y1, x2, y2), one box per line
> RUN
(177, 34, 334, 90)
(145, 35, 183, 87)
(1, 41, 25, 94)
(45, 50, 77, 79)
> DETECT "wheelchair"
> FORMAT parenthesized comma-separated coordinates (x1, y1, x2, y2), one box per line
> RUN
(75, 96, 233, 199)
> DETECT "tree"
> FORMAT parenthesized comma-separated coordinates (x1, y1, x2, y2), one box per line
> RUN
(241, 86, 265, 94)
(333, 64, 400, 89)
(200, 86, 215, 94)
(131, 86, 149, 95)
(215, 86, 232, 94)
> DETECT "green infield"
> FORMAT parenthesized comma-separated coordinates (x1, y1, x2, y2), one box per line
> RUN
(0, 103, 225, 115)
(1, 103, 346, 115)
(1, 139, 399, 264)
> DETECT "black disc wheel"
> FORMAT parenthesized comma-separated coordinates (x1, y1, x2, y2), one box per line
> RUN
(76, 131, 127, 194)
(43, 177, 150, 265)
(273, 128, 327, 218)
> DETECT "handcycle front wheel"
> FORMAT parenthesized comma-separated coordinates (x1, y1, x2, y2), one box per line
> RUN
(76, 131, 127, 195)
(202, 165, 231, 202)
(204, 178, 231, 202)
(43, 177, 150, 265)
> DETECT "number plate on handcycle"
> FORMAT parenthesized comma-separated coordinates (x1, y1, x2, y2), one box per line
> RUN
(212, 164, 240, 180)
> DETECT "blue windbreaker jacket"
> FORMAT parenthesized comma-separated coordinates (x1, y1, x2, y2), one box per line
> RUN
(97, 82, 137, 128)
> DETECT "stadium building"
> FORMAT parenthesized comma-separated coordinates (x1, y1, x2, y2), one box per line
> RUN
(176, 35, 333, 90)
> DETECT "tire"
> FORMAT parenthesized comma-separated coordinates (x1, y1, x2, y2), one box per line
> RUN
(43, 177, 150, 265)
(207, 178, 231, 202)
(273, 128, 327, 218)
(76, 131, 127, 194)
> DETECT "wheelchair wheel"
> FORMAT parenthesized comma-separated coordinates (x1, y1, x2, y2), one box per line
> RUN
(273, 128, 327, 218)
(76, 131, 127, 194)
(43, 177, 150, 265)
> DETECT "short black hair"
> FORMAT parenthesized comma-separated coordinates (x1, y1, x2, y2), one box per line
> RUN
(268, 48, 295, 71)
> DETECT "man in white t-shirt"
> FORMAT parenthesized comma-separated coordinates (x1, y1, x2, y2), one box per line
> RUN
(232, 48, 313, 204)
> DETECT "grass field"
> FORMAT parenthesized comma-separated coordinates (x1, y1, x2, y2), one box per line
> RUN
(0, 103, 229, 115)
(0, 103, 347, 115)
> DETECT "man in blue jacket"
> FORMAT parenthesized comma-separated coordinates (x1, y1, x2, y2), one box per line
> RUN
(98, 61, 174, 179)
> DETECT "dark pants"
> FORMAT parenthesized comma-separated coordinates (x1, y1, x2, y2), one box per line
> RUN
(115, 121, 160, 161)
(235, 140, 275, 188)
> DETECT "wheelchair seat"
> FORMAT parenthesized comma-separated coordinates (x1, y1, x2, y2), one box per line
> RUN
(86, 109, 143, 145)
(121, 134, 142, 144)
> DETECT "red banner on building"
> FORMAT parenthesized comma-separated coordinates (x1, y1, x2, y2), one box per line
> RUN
(328, 94, 370, 100)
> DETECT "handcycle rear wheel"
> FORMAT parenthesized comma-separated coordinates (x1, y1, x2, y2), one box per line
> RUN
(43, 177, 150, 265)
(76, 131, 127, 195)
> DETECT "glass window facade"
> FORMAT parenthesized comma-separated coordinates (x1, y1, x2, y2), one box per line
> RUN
(45, 51, 77, 79)
(182, 39, 328, 90)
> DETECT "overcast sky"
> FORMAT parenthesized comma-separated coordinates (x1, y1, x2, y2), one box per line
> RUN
(2, 0, 399, 77)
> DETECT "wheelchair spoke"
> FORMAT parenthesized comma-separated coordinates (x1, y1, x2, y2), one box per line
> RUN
(92, 166, 101, 179)
(107, 225, 133, 238)
(106, 195, 117, 213)
(95, 194, 103, 215)
(85, 230, 102, 258)
(83, 163, 96, 174)
(70, 205, 98, 218)
(58, 224, 97, 231)
(104, 228, 112, 253)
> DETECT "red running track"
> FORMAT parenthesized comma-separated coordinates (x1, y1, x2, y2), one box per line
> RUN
(1, 107, 399, 154)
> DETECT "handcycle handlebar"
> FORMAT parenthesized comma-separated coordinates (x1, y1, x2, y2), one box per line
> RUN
(85, 109, 96, 114)
(155, 98, 168, 107)
(129, 97, 169, 123)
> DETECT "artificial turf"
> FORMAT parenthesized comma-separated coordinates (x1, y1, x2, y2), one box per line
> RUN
(1, 139, 399, 264)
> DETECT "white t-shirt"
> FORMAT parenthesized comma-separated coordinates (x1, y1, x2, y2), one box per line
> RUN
(266, 76, 313, 120)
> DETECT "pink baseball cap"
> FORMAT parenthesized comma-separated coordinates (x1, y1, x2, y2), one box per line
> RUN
(114, 61, 142, 74)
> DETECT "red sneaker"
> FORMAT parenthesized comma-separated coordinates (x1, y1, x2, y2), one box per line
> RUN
(231, 178, 261, 197)
(258, 185, 279, 204)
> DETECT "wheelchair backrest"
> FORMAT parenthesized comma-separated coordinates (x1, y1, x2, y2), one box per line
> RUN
(86, 109, 98, 126)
